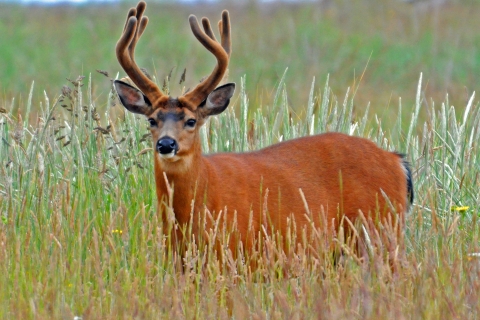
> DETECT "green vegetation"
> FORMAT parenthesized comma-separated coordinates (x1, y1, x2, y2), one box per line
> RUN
(0, 0, 480, 117)
(1, 71, 479, 318)
(0, 0, 479, 318)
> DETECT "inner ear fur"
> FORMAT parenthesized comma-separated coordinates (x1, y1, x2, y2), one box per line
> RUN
(199, 83, 235, 117)
(114, 80, 153, 115)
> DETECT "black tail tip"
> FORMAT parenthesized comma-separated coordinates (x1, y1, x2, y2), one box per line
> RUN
(396, 152, 414, 206)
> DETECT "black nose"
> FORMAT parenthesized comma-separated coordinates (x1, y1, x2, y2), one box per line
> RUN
(157, 137, 178, 155)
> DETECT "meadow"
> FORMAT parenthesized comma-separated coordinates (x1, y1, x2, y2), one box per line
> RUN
(1, 0, 480, 115)
(0, 0, 480, 318)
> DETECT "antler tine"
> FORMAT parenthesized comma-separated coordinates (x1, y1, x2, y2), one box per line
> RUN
(202, 14, 231, 54)
(116, 1, 166, 103)
(123, 7, 136, 31)
(201, 18, 216, 41)
(219, 10, 231, 56)
(128, 2, 148, 58)
(180, 11, 231, 109)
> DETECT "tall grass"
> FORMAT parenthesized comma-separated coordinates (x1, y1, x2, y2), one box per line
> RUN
(0, 71, 479, 318)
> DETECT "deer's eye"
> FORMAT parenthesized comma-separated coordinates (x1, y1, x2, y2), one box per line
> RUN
(148, 118, 157, 127)
(185, 119, 196, 128)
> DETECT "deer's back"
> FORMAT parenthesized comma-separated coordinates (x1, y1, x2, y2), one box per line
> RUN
(203, 132, 409, 234)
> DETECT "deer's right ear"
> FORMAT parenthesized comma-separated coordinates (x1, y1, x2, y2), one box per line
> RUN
(114, 80, 153, 115)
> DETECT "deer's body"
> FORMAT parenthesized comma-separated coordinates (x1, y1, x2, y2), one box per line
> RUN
(155, 132, 411, 246)
(114, 1, 413, 259)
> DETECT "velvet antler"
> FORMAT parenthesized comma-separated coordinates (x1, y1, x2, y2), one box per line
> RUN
(116, 1, 167, 105)
(116, 2, 231, 110)
(179, 11, 231, 109)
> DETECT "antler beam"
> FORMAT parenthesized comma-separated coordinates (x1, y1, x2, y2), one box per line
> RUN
(116, 1, 167, 104)
(180, 11, 231, 109)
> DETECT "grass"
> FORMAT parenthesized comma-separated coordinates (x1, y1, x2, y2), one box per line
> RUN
(0, 69, 479, 318)
(1, 0, 480, 318)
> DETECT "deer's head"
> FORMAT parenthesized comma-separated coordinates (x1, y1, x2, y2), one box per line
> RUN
(114, 1, 235, 164)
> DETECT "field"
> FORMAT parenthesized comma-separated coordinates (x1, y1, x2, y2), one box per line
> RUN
(1, 0, 480, 318)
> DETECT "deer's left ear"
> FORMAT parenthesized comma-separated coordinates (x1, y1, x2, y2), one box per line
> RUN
(198, 83, 235, 117)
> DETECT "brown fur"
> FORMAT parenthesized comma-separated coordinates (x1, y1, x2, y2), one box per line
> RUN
(153, 128, 409, 252)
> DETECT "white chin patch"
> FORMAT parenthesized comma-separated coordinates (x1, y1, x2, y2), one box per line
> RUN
(160, 151, 176, 160)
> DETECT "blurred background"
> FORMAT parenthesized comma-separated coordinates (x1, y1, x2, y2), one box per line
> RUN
(0, 0, 479, 120)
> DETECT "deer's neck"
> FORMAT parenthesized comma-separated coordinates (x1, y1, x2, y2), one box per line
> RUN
(153, 143, 210, 226)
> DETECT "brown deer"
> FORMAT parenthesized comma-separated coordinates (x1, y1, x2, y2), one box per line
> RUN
(114, 1, 414, 263)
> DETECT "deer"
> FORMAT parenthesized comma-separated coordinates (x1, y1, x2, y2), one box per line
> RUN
(113, 1, 414, 266)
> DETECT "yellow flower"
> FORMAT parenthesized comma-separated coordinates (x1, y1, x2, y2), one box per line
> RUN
(112, 229, 123, 234)
(450, 206, 470, 212)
